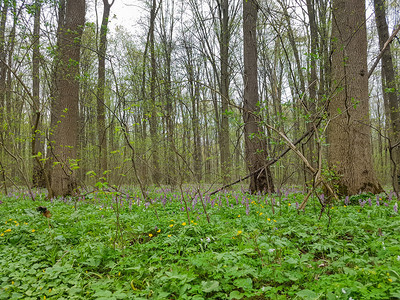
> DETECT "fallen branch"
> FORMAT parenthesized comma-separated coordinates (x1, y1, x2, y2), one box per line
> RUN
(209, 120, 320, 196)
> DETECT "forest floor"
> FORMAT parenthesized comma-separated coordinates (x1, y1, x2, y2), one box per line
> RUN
(0, 187, 399, 299)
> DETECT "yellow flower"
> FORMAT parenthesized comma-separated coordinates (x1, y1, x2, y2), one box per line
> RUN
(259, 212, 263, 216)
(170, 219, 174, 222)
(149, 234, 153, 237)
(237, 230, 242, 235)
(273, 219, 277, 222)
(182, 222, 187, 226)
(49, 288, 52, 293)
(24, 222, 28, 225)
(191, 220, 194, 223)
(9, 219, 12, 221)
(32, 229, 35, 232)
(194, 222, 198, 225)
(4, 229, 11, 232)
(331, 207, 334, 209)
(15, 223, 19, 226)
(388, 278, 393, 282)
(44, 296, 46, 300)
(169, 224, 173, 227)
(12, 281, 14, 285)
(344, 205, 347, 208)
(118, 272, 121, 276)
(168, 235, 171, 237)
(0, 233, 3, 237)
(237, 214, 240, 217)
(288, 203, 291, 206)
(157, 229, 161, 233)
(267, 218, 271, 221)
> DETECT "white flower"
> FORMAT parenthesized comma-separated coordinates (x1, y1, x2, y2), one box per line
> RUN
(206, 237, 211, 243)
(269, 248, 275, 253)
(342, 288, 346, 294)
(397, 255, 400, 261)
(349, 297, 354, 300)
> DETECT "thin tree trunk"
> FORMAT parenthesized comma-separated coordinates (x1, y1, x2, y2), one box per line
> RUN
(32, 0, 45, 188)
(149, 0, 161, 184)
(97, 0, 114, 179)
(218, 0, 231, 185)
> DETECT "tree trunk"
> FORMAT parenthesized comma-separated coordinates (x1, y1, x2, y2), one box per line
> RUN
(218, 0, 231, 185)
(374, 0, 400, 192)
(149, 0, 161, 184)
(328, 0, 382, 196)
(243, 0, 274, 194)
(31, 0, 46, 188)
(97, 0, 114, 180)
(50, 0, 86, 197)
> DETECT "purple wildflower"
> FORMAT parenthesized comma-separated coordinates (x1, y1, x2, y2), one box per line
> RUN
(344, 196, 349, 205)
(368, 198, 372, 206)
(376, 195, 380, 206)
(394, 203, 398, 213)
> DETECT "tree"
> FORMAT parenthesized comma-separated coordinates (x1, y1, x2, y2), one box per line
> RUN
(243, 0, 274, 193)
(218, 0, 232, 185)
(149, 0, 161, 184)
(374, 0, 400, 193)
(97, 0, 115, 178)
(327, 0, 382, 195)
(31, 0, 46, 188)
(50, 0, 86, 197)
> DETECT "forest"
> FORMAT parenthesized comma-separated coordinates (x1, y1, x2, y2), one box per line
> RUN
(0, 0, 400, 299)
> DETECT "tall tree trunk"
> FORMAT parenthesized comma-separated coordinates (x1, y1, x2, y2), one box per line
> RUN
(305, 0, 318, 181)
(31, 0, 46, 188)
(97, 0, 114, 179)
(0, 1, 7, 127)
(374, 0, 400, 193)
(50, 0, 86, 197)
(218, 0, 231, 185)
(243, 0, 274, 193)
(328, 0, 382, 196)
(149, 0, 161, 184)
(159, 1, 175, 186)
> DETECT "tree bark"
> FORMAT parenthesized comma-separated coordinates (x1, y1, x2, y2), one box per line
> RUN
(328, 0, 382, 196)
(31, 0, 46, 188)
(149, 0, 161, 184)
(218, 0, 231, 185)
(373, 0, 400, 192)
(243, 0, 274, 194)
(50, 0, 86, 197)
(97, 0, 114, 179)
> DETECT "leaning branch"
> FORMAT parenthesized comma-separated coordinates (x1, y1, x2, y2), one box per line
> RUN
(368, 24, 400, 78)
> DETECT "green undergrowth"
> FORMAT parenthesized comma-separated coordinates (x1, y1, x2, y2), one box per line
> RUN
(0, 190, 399, 299)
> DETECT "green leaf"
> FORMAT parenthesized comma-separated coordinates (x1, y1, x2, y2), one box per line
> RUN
(201, 280, 220, 293)
(233, 278, 252, 290)
(297, 289, 319, 299)
(229, 290, 244, 299)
